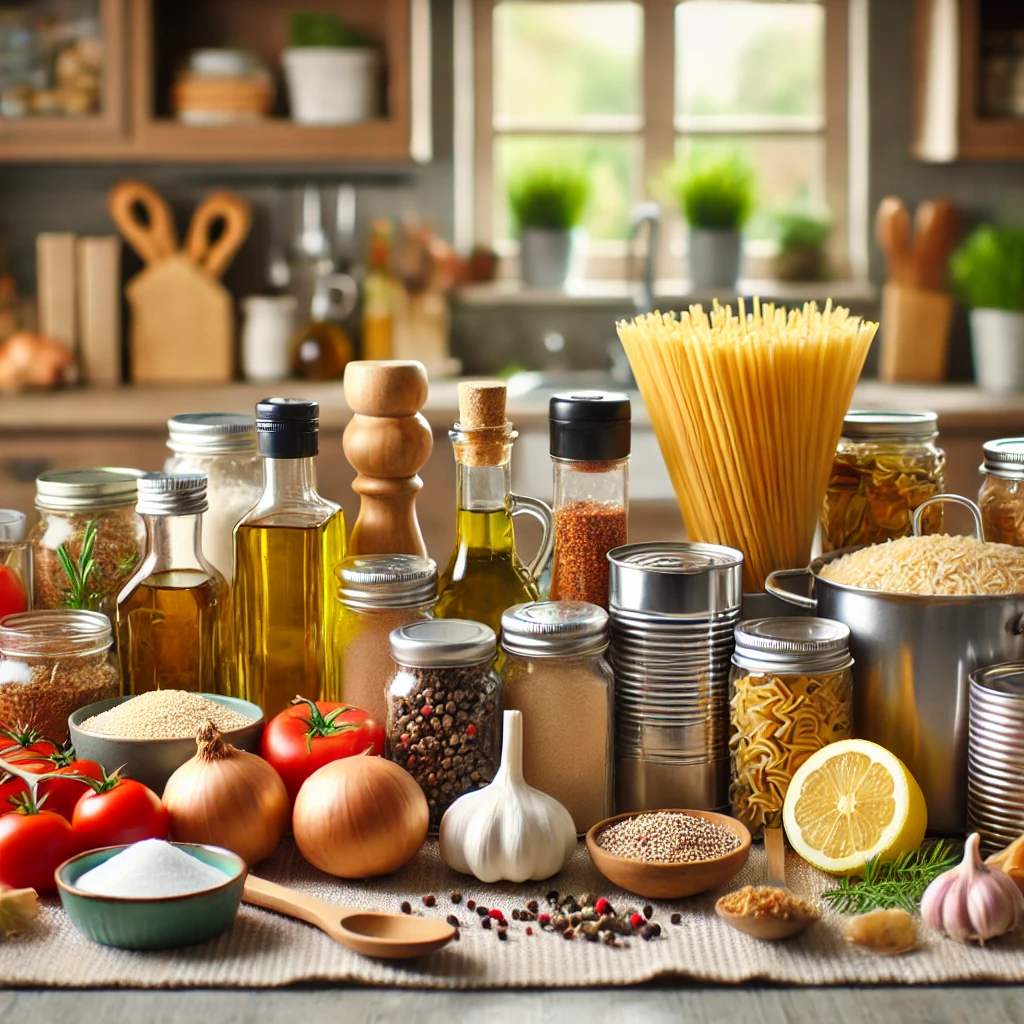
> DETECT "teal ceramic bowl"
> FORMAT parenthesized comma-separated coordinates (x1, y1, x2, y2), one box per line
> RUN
(69, 695, 264, 796)
(56, 843, 247, 950)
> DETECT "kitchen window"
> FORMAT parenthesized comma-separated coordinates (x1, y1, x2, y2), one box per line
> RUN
(469, 0, 855, 283)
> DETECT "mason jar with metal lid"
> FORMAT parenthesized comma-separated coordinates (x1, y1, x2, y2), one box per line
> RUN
(500, 601, 612, 833)
(164, 413, 262, 583)
(386, 618, 501, 830)
(30, 468, 146, 618)
(331, 553, 437, 724)
(978, 437, 1024, 547)
(822, 410, 946, 551)
(729, 616, 853, 837)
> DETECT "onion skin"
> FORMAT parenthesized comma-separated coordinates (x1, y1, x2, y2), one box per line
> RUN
(293, 754, 428, 878)
(163, 722, 290, 866)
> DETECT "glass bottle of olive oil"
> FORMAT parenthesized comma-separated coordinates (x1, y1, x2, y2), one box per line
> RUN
(116, 473, 229, 696)
(435, 382, 553, 634)
(233, 399, 346, 719)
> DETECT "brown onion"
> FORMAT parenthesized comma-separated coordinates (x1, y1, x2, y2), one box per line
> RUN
(163, 721, 290, 865)
(292, 752, 428, 878)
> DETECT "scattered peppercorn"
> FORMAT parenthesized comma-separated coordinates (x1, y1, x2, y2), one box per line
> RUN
(538, 913, 551, 927)
(481, 917, 492, 930)
(467, 899, 476, 910)
(643, 905, 653, 920)
(526, 899, 538, 914)
(526, 926, 534, 936)
(446, 915, 460, 927)
(451, 891, 462, 904)
(670, 913, 682, 925)
(629, 912, 644, 929)
(594, 897, 611, 915)
(512, 909, 520, 921)
(546, 890, 559, 903)
(423, 894, 437, 908)
(497, 929, 508, 941)
(640, 924, 655, 940)
(488, 909, 506, 923)
(651, 923, 662, 937)
(400, 901, 412, 915)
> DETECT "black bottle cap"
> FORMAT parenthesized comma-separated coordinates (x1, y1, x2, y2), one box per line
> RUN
(549, 391, 631, 462)
(255, 397, 320, 458)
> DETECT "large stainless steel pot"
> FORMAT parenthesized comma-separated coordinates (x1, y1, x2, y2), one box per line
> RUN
(766, 495, 1024, 835)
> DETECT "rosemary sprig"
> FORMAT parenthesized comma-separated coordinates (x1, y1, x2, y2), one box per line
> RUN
(56, 519, 100, 611)
(821, 841, 959, 914)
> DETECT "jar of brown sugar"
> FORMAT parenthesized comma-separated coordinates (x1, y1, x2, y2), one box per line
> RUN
(549, 392, 629, 609)
(329, 553, 437, 726)
(500, 600, 613, 833)
(0, 610, 120, 744)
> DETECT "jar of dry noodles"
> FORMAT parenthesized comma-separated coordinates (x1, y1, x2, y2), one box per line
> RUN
(979, 438, 1024, 547)
(822, 411, 945, 551)
(729, 617, 852, 838)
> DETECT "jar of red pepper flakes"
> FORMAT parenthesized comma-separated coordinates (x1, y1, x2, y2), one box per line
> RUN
(549, 391, 630, 609)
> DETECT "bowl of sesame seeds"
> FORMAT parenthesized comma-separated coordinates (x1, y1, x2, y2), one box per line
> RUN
(586, 809, 751, 899)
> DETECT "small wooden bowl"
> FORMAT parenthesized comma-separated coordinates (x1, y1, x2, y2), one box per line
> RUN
(714, 896, 817, 940)
(586, 809, 751, 900)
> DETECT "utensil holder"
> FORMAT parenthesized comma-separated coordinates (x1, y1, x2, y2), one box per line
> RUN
(879, 283, 953, 383)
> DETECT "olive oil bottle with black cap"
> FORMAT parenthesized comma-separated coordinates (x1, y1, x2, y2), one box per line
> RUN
(233, 398, 346, 717)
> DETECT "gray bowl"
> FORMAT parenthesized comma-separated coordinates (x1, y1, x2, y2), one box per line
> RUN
(69, 695, 264, 796)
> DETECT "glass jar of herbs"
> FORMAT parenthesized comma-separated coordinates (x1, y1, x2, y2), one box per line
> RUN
(821, 411, 945, 551)
(31, 469, 146, 619)
(979, 438, 1024, 547)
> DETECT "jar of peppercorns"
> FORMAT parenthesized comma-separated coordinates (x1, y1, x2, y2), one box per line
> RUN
(386, 618, 501, 832)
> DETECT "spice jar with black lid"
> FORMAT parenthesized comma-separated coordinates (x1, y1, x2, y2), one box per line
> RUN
(500, 601, 613, 833)
(549, 391, 630, 609)
(386, 618, 501, 831)
(979, 437, 1024, 546)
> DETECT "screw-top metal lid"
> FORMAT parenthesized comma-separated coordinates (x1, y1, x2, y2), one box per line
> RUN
(136, 473, 208, 516)
(550, 391, 631, 462)
(35, 468, 144, 512)
(167, 413, 258, 455)
(256, 398, 319, 458)
(981, 438, 1024, 481)
(501, 601, 609, 658)
(337, 554, 438, 610)
(389, 619, 496, 668)
(732, 616, 852, 673)
(0, 510, 25, 542)
(841, 410, 939, 441)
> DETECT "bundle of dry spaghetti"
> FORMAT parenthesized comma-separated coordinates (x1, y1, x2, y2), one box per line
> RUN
(617, 300, 877, 591)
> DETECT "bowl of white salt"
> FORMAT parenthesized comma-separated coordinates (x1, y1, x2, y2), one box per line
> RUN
(56, 839, 247, 950)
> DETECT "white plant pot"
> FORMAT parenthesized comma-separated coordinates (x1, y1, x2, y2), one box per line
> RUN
(282, 47, 381, 125)
(971, 308, 1024, 394)
(688, 228, 742, 290)
(519, 228, 573, 289)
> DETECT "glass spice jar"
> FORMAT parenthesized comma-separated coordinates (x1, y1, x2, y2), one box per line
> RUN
(979, 438, 1024, 546)
(386, 618, 501, 832)
(549, 391, 630, 609)
(500, 601, 613, 834)
(821, 411, 945, 551)
(31, 469, 146, 619)
(0, 609, 120, 744)
(330, 553, 437, 726)
(164, 413, 262, 584)
(729, 617, 853, 838)
(0, 511, 31, 618)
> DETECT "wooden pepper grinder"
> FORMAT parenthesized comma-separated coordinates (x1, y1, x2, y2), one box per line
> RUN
(343, 360, 433, 557)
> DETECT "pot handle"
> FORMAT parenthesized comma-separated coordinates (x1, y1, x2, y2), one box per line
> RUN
(912, 493, 984, 540)
(764, 568, 818, 610)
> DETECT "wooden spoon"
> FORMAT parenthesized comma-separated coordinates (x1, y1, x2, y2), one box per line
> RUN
(875, 196, 913, 285)
(243, 875, 456, 960)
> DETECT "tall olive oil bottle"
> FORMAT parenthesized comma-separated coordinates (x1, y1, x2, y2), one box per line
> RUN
(117, 473, 229, 696)
(233, 399, 346, 718)
(435, 382, 553, 634)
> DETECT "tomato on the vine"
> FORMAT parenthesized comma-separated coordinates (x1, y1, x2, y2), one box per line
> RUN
(0, 745, 103, 819)
(0, 724, 59, 759)
(0, 796, 77, 893)
(0, 565, 27, 620)
(0, 758, 50, 812)
(72, 773, 168, 850)
(261, 696, 385, 804)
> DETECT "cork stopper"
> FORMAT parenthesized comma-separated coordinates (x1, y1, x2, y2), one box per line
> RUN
(458, 381, 506, 430)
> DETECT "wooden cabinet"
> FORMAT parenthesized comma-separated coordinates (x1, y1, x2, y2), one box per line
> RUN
(0, 0, 431, 164)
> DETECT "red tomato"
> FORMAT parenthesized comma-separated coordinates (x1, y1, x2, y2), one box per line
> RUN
(0, 565, 27, 620)
(0, 758, 50, 813)
(0, 725, 59, 759)
(72, 777, 168, 851)
(38, 759, 104, 821)
(261, 697, 385, 803)
(0, 805, 77, 893)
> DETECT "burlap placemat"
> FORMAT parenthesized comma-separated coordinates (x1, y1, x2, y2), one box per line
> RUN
(3, 839, 1023, 988)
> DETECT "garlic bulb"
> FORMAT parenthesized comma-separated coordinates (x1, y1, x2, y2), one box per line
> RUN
(921, 832, 1024, 944)
(439, 710, 576, 883)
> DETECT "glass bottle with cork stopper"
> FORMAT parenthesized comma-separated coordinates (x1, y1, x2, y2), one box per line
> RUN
(435, 381, 554, 634)
(549, 391, 630, 609)
(116, 473, 229, 696)
(233, 399, 347, 718)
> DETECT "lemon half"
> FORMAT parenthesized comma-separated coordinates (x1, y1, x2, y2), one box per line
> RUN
(781, 738, 927, 876)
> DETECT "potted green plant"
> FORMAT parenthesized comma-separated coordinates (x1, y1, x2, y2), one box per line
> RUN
(508, 166, 590, 289)
(951, 225, 1024, 394)
(670, 152, 756, 290)
(283, 13, 380, 125)
(774, 208, 831, 281)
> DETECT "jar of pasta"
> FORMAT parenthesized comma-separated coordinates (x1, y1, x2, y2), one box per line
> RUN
(822, 411, 945, 551)
(979, 438, 1024, 546)
(729, 617, 853, 837)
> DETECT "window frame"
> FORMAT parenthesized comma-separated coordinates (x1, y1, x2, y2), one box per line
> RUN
(471, 0, 851, 283)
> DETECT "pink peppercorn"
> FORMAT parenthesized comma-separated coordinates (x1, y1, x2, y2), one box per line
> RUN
(488, 908, 506, 923)
(629, 912, 644, 929)
(594, 898, 611, 915)
(538, 913, 551, 926)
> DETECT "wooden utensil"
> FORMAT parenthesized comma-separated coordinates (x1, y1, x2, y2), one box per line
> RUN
(185, 191, 252, 278)
(875, 196, 914, 284)
(913, 198, 958, 290)
(107, 179, 177, 265)
(242, 875, 455, 960)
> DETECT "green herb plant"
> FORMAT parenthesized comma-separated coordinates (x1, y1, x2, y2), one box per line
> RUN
(290, 12, 373, 48)
(56, 519, 101, 611)
(669, 151, 756, 231)
(508, 166, 590, 234)
(950, 225, 1024, 312)
(821, 840, 959, 914)
(776, 209, 831, 255)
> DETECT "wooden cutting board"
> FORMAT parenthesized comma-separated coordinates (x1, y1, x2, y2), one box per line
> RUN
(108, 180, 250, 384)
